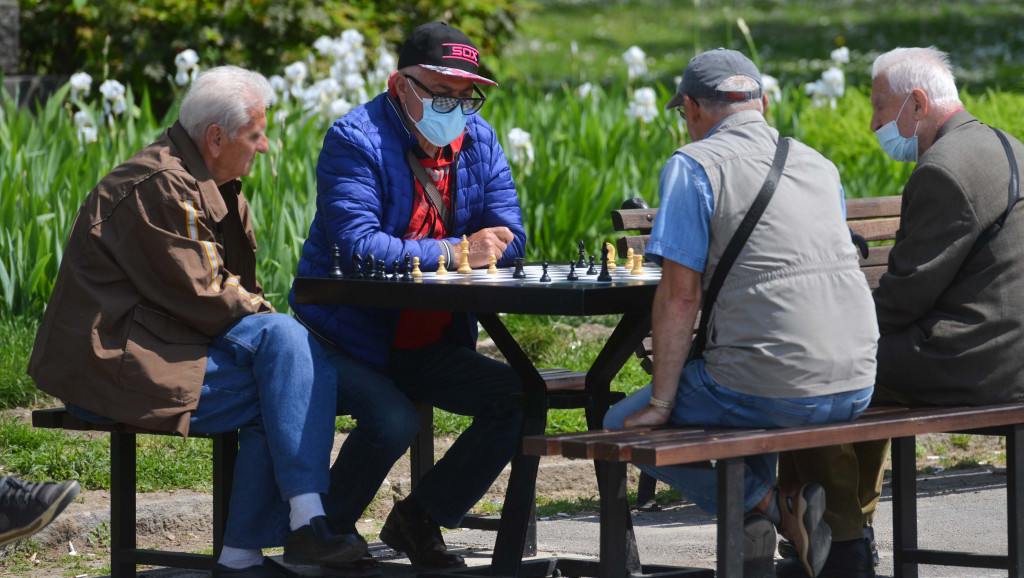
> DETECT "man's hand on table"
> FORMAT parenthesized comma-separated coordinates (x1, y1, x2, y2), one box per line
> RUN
(623, 405, 672, 428)
(454, 226, 514, 268)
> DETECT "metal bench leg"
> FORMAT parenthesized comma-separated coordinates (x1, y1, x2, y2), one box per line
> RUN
(598, 460, 639, 578)
(1008, 425, 1024, 578)
(212, 431, 238, 561)
(891, 436, 918, 578)
(110, 432, 137, 578)
(410, 402, 435, 488)
(716, 458, 744, 578)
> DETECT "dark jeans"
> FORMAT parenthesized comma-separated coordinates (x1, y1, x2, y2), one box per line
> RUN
(320, 339, 522, 530)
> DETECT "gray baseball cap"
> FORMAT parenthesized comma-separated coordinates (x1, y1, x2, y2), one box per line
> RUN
(665, 48, 763, 110)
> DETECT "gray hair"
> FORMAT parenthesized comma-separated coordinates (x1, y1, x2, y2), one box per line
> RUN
(872, 47, 961, 106)
(178, 66, 275, 143)
(699, 75, 764, 115)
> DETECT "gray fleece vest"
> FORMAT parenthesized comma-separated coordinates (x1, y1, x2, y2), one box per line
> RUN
(680, 110, 878, 397)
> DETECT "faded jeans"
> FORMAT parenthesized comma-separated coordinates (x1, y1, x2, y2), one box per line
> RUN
(603, 359, 873, 514)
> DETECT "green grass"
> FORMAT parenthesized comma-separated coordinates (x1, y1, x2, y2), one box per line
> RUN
(0, 314, 44, 409)
(0, 418, 213, 492)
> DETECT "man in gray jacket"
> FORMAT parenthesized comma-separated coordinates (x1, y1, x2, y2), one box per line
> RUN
(603, 48, 879, 578)
(778, 47, 1024, 578)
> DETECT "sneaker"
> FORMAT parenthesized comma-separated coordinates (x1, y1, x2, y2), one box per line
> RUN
(743, 513, 777, 578)
(283, 516, 368, 566)
(0, 476, 81, 547)
(379, 498, 466, 569)
(777, 484, 831, 577)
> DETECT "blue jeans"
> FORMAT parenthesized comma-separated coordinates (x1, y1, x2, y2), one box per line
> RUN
(74, 313, 339, 548)
(603, 359, 873, 515)
(321, 340, 522, 530)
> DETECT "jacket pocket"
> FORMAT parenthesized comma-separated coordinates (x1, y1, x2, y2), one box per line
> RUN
(117, 305, 210, 405)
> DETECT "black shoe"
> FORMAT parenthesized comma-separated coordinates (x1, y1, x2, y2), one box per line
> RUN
(744, 513, 777, 578)
(780, 526, 878, 567)
(379, 498, 466, 569)
(213, 560, 286, 578)
(775, 537, 875, 578)
(283, 516, 368, 566)
(0, 476, 81, 548)
(322, 554, 382, 577)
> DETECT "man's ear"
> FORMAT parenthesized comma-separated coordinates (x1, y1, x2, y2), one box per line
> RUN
(204, 124, 224, 158)
(910, 88, 929, 121)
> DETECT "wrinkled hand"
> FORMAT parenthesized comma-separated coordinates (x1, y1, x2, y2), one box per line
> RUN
(455, 227, 514, 268)
(622, 405, 671, 428)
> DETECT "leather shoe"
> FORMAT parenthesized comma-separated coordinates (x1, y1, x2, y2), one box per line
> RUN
(380, 498, 466, 569)
(283, 515, 368, 566)
(775, 537, 875, 578)
(212, 560, 285, 578)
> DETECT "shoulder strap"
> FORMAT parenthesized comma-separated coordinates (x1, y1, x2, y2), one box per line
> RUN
(405, 148, 452, 232)
(688, 137, 791, 361)
(963, 126, 1020, 264)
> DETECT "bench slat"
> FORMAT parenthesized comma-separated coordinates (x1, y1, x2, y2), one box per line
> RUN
(849, 217, 900, 242)
(845, 196, 902, 220)
(633, 404, 1024, 466)
(611, 209, 658, 232)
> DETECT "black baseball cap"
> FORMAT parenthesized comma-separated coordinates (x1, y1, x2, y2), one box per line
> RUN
(665, 48, 762, 110)
(398, 22, 498, 87)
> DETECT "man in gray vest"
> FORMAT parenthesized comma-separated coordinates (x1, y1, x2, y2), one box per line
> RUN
(603, 48, 879, 577)
(778, 46, 1024, 578)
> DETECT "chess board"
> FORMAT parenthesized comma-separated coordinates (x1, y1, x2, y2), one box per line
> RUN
(406, 262, 661, 285)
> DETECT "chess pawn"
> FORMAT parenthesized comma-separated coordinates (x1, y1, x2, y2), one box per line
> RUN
(412, 256, 423, 278)
(487, 253, 498, 274)
(631, 253, 644, 275)
(437, 254, 448, 276)
(605, 242, 617, 271)
(458, 235, 473, 274)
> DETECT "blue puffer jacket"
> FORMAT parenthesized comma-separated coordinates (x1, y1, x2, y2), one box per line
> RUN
(289, 92, 526, 370)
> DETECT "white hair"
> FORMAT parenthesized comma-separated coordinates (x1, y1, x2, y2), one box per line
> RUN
(700, 75, 763, 115)
(178, 66, 275, 143)
(872, 47, 961, 106)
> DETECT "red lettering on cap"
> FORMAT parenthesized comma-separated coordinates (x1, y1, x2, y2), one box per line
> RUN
(443, 43, 479, 66)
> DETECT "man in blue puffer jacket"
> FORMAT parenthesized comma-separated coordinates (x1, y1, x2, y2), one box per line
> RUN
(289, 22, 526, 572)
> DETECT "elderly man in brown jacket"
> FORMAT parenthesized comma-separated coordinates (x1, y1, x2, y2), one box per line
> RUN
(28, 66, 364, 578)
(777, 47, 1024, 578)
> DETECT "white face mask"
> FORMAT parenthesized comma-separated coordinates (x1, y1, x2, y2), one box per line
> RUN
(874, 94, 920, 163)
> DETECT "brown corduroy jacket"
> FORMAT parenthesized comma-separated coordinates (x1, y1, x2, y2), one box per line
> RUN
(28, 122, 272, 436)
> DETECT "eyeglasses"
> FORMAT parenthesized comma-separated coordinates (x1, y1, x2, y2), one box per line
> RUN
(675, 106, 686, 120)
(404, 75, 487, 115)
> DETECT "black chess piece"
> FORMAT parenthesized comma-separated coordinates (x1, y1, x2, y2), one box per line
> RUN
(512, 257, 526, 279)
(375, 259, 386, 280)
(351, 253, 364, 280)
(586, 255, 597, 275)
(567, 260, 579, 281)
(597, 243, 612, 282)
(329, 245, 344, 279)
(402, 253, 413, 282)
(539, 261, 551, 283)
(390, 259, 400, 282)
(365, 253, 376, 278)
(576, 240, 587, 268)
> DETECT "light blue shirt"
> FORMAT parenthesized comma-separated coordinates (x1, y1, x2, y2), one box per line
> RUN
(646, 124, 846, 273)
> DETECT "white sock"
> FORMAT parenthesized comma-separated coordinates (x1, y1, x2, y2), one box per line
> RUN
(289, 492, 326, 531)
(218, 546, 263, 569)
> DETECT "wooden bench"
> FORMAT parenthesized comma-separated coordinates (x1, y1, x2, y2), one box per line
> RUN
(520, 195, 1024, 578)
(30, 366, 598, 576)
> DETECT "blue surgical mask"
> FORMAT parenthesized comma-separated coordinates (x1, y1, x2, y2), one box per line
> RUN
(403, 78, 467, 147)
(875, 94, 920, 163)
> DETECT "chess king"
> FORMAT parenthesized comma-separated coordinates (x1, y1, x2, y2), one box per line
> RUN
(288, 22, 526, 571)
